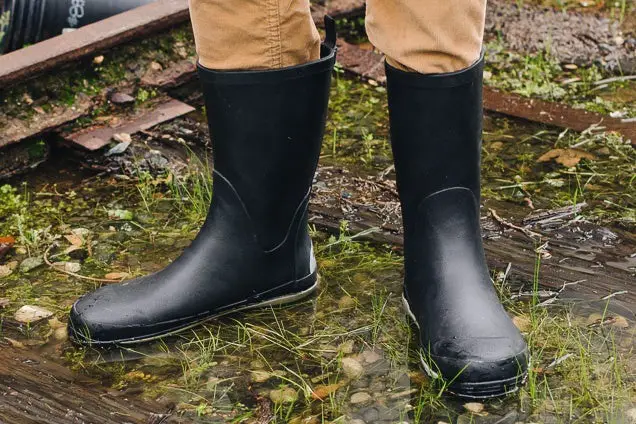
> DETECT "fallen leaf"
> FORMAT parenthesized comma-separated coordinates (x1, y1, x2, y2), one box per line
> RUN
(15, 305, 54, 323)
(312, 383, 342, 400)
(104, 272, 130, 280)
(537, 148, 596, 167)
(64, 234, 84, 247)
(0, 235, 15, 259)
(513, 315, 531, 332)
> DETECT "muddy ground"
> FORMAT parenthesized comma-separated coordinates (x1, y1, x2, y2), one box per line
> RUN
(0, 1, 635, 423)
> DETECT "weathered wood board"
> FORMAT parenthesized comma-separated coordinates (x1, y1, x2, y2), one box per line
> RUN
(0, 347, 185, 423)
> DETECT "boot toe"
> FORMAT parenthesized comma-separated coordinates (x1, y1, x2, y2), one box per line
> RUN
(424, 336, 528, 398)
(68, 281, 168, 345)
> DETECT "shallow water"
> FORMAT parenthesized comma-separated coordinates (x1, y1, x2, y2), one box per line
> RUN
(1, 73, 635, 422)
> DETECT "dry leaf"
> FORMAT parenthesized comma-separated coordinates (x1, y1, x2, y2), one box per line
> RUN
(0, 235, 15, 259)
(105, 272, 130, 280)
(312, 383, 342, 400)
(537, 148, 596, 167)
(64, 234, 84, 247)
(513, 315, 531, 332)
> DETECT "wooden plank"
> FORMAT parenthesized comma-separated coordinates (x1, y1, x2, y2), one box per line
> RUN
(308, 175, 636, 312)
(1, 95, 93, 148)
(335, 40, 635, 143)
(0, 347, 184, 423)
(0, 0, 190, 87)
(64, 98, 195, 150)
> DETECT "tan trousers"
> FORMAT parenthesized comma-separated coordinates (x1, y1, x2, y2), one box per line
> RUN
(189, 0, 486, 74)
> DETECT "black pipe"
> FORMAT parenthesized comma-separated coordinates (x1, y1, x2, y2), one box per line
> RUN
(1, 0, 156, 54)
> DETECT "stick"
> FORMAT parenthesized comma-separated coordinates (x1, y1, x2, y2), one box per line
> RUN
(489, 208, 543, 239)
(43, 244, 123, 283)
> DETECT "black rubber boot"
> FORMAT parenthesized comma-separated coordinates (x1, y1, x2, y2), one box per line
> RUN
(386, 56, 528, 398)
(68, 20, 337, 346)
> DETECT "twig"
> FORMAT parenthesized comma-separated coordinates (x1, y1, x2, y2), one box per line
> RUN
(489, 208, 542, 239)
(593, 75, 636, 85)
(44, 244, 122, 283)
(601, 290, 628, 300)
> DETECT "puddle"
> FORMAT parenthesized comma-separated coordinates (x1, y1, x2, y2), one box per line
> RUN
(1, 74, 635, 422)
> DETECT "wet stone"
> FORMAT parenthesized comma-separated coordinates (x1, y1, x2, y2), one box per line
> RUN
(19, 256, 43, 273)
(93, 243, 118, 264)
(342, 357, 364, 379)
(350, 392, 373, 406)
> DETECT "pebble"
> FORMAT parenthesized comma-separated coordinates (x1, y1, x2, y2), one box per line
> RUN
(20, 257, 43, 273)
(338, 295, 355, 309)
(341, 357, 364, 379)
(269, 387, 298, 404)
(53, 261, 81, 273)
(250, 370, 272, 383)
(110, 92, 135, 105)
(463, 402, 485, 414)
(360, 349, 382, 364)
(350, 392, 372, 405)
(15, 305, 54, 323)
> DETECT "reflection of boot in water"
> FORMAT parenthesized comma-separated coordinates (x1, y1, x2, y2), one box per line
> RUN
(386, 56, 529, 398)
(1, 0, 156, 54)
(68, 21, 337, 346)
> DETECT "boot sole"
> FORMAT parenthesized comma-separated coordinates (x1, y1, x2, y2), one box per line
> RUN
(402, 295, 527, 399)
(70, 275, 320, 347)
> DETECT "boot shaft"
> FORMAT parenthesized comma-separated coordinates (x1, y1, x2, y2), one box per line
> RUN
(386, 56, 484, 230)
(197, 29, 336, 252)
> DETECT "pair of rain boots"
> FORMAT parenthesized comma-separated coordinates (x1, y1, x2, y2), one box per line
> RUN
(69, 21, 528, 398)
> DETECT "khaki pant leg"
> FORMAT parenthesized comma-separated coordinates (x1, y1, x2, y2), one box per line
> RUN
(365, 0, 487, 73)
(189, 0, 320, 70)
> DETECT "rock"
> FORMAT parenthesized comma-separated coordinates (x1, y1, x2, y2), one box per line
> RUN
(625, 408, 636, 424)
(110, 92, 135, 105)
(144, 150, 170, 171)
(105, 140, 131, 157)
(338, 339, 355, 354)
(269, 387, 298, 404)
(20, 256, 43, 273)
(350, 392, 372, 406)
(93, 243, 118, 264)
(360, 349, 382, 364)
(53, 326, 68, 341)
(112, 133, 132, 144)
(93, 55, 104, 65)
(349, 420, 366, 424)
(0, 264, 13, 278)
(338, 295, 355, 309)
(250, 370, 272, 383)
(463, 402, 485, 414)
(52, 261, 81, 273)
(0, 298, 9, 308)
(15, 305, 54, 323)
(341, 357, 364, 379)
